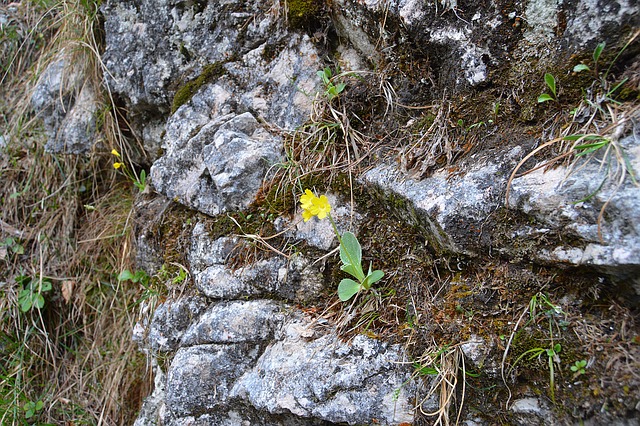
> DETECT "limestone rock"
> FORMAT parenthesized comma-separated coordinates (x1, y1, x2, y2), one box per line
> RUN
(150, 112, 282, 216)
(507, 134, 640, 292)
(188, 222, 325, 303)
(232, 323, 415, 425)
(30, 51, 98, 154)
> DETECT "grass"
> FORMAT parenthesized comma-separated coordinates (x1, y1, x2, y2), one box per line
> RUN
(0, 1, 152, 424)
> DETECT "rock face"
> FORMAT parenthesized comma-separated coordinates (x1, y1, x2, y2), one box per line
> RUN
(51, 0, 640, 424)
(31, 51, 99, 154)
(133, 224, 416, 426)
(150, 111, 283, 216)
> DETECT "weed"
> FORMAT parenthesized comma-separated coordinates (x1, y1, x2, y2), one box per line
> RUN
(317, 67, 346, 101)
(112, 149, 147, 192)
(16, 274, 52, 312)
(570, 359, 587, 376)
(23, 399, 44, 420)
(506, 30, 640, 240)
(502, 292, 567, 404)
(538, 73, 558, 103)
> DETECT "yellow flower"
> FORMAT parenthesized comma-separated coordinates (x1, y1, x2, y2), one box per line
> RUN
(300, 189, 331, 222)
(113, 162, 123, 169)
(111, 149, 121, 157)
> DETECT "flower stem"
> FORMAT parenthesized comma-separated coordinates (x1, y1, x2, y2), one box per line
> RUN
(327, 213, 342, 245)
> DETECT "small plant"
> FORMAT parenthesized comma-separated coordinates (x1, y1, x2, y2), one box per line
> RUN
(1, 236, 24, 256)
(573, 42, 605, 74)
(117, 269, 150, 285)
(23, 399, 44, 419)
(111, 149, 147, 192)
(17, 274, 52, 312)
(504, 293, 567, 404)
(570, 359, 587, 376)
(317, 67, 346, 101)
(299, 189, 384, 301)
(509, 343, 562, 403)
(537, 73, 557, 103)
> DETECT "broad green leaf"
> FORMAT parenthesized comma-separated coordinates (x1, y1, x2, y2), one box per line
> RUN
(593, 42, 605, 63)
(544, 73, 556, 97)
(19, 294, 32, 312)
(537, 93, 554, 103)
(361, 269, 384, 290)
(40, 279, 52, 292)
(338, 278, 361, 301)
(341, 263, 364, 280)
(34, 294, 45, 309)
(573, 64, 590, 72)
(118, 269, 135, 282)
(339, 232, 364, 281)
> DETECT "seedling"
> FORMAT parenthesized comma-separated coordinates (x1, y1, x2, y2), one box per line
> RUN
(17, 275, 52, 312)
(317, 67, 346, 101)
(538, 73, 557, 103)
(570, 359, 587, 376)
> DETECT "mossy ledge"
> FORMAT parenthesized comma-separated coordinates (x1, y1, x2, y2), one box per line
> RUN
(171, 62, 227, 113)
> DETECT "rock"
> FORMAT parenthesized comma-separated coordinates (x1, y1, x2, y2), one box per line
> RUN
(362, 145, 523, 255)
(147, 296, 209, 352)
(165, 343, 265, 418)
(150, 112, 282, 216)
(232, 322, 415, 425)
(510, 397, 552, 425)
(188, 222, 325, 302)
(180, 300, 286, 346)
(160, 313, 414, 425)
(134, 362, 167, 426)
(101, 0, 321, 155)
(30, 51, 98, 154)
(507, 134, 640, 292)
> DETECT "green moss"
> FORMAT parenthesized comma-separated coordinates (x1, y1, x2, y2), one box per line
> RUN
(171, 62, 227, 113)
(286, 0, 323, 29)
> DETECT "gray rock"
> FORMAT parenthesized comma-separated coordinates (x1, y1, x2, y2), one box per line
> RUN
(180, 300, 286, 346)
(188, 222, 325, 302)
(147, 296, 209, 352)
(134, 362, 167, 426)
(101, 0, 320, 155)
(165, 343, 264, 418)
(507, 134, 640, 291)
(150, 112, 282, 216)
(232, 321, 415, 425)
(362, 146, 523, 255)
(30, 52, 98, 154)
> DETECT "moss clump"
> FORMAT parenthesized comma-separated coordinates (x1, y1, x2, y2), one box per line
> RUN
(287, 0, 323, 29)
(171, 62, 226, 113)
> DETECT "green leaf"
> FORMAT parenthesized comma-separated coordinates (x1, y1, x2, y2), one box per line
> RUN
(341, 263, 364, 280)
(593, 42, 605, 63)
(537, 93, 554, 103)
(34, 294, 45, 309)
(544, 73, 556, 97)
(117, 269, 135, 282)
(19, 293, 32, 312)
(573, 64, 590, 72)
(339, 232, 364, 281)
(361, 269, 384, 290)
(40, 279, 52, 292)
(338, 278, 362, 301)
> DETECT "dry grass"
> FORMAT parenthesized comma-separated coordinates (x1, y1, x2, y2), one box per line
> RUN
(0, 1, 151, 424)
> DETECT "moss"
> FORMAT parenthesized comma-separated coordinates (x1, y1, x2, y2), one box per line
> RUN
(286, 0, 324, 29)
(171, 62, 227, 113)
